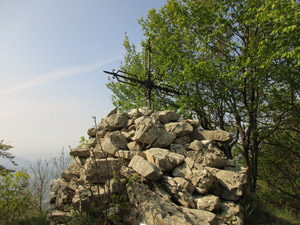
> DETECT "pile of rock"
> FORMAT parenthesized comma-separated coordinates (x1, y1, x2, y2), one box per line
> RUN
(48, 108, 248, 225)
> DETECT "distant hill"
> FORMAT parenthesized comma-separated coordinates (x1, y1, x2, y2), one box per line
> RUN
(0, 156, 31, 171)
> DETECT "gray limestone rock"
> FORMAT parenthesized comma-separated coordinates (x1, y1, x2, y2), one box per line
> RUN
(129, 108, 142, 118)
(127, 181, 218, 225)
(203, 147, 228, 168)
(174, 135, 191, 144)
(90, 145, 107, 159)
(170, 144, 187, 156)
(70, 146, 90, 158)
(181, 207, 219, 225)
(220, 201, 244, 225)
(101, 131, 128, 156)
(98, 113, 128, 131)
(50, 179, 68, 197)
(87, 128, 97, 137)
(185, 119, 199, 129)
(61, 170, 77, 182)
(200, 130, 232, 142)
(106, 107, 118, 117)
(87, 138, 97, 148)
(132, 116, 161, 145)
(105, 178, 126, 194)
(144, 148, 185, 172)
(128, 155, 163, 181)
(133, 116, 176, 147)
(187, 140, 228, 168)
(195, 195, 220, 212)
(84, 158, 120, 183)
(121, 130, 135, 140)
(173, 158, 217, 194)
(188, 140, 205, 151)
(207, 167, 248, 201)
(152, 129, 177, 147)
(127, 141, 143, 151)
(165, 121, 194, 137)
(161, 176, 196, 208)
(151, 110, 180, 124)
(114, 150, 134, 159)
(138, 107, 153, 116)
(97, 130, 107, 138)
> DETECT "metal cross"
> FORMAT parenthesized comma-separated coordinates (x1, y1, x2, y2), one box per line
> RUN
(104, 39, 180, 110)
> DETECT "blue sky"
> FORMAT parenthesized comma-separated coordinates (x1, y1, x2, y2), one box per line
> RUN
(0, 0, 167, 160)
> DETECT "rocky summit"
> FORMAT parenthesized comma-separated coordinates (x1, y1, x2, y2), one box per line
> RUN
(48, 108, 248, 225)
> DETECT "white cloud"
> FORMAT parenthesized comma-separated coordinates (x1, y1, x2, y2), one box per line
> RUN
(0, 55, 121, 97)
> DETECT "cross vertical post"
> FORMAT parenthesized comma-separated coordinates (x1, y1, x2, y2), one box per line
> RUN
(103, 39, 180, 111)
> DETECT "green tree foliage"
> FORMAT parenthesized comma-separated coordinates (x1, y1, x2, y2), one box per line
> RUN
(0, 140, 16, 171)
(106, 0, 300, 193)
(0, 170, 31, 225)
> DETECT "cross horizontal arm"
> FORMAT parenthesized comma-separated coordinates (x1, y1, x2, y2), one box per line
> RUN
(104, 70, 144, 86)
(152, 83, 181, 96)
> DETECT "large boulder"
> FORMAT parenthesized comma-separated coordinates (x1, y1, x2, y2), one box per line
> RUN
(84, 158, 120, 183)
(151, 110, 180, 124)
(138, 107, 153, 116)
(61, 169, 78, 182)
(98, 113, 128, 131)
(72, 185, 108, 210)
(161, 176, 196, 208)
(133, 116, 176, 147)
(195, 195, 220, 212)
(144, 148, 185, 172)
(128, 155, 163, 181)
(127, 141, 143, 151)
(170, 144, 187, 156)
(200, 130, 232, 142)
(70, 146, 90, 158)
(87, 128, 97, 137)
(114, 150, 134, 160)
(165, 121, 194, 137)
(173, 158, 217, 194)
(207, 167, 248, 201)
(219, 201, 244, 225)
(101, 131, 128, 156)
(127, 181, 218, 225)
(49, 179, 68, 204)
(87, 138, 97, 148)
(132, 116, 161, 144)
(187, 140, 228, 168)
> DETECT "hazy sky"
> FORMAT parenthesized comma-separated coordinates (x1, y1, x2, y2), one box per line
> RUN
(0, 0, 167, 160)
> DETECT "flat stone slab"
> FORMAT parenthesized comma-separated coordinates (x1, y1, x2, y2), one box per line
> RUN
(144, 148, 185, 172)
(70, 146, 90, 158)
(128, 155, 163, 181)
(165, 121, 193, 137)
(101, 131, 128, 156)
(200, 130, 232, 142)
(98, 113, 128, 131)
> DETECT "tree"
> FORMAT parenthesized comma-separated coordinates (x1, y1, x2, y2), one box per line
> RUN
(50, 148, 72, 179)
(27, 158, 51, 216)
(27, 149, 72, 216)
(258, 108, 300, 213)
(107, 0, 300, 192)
(0, 141, 32, 224)
(0, 170, 31, 224)
(0, 140, 16, 171)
